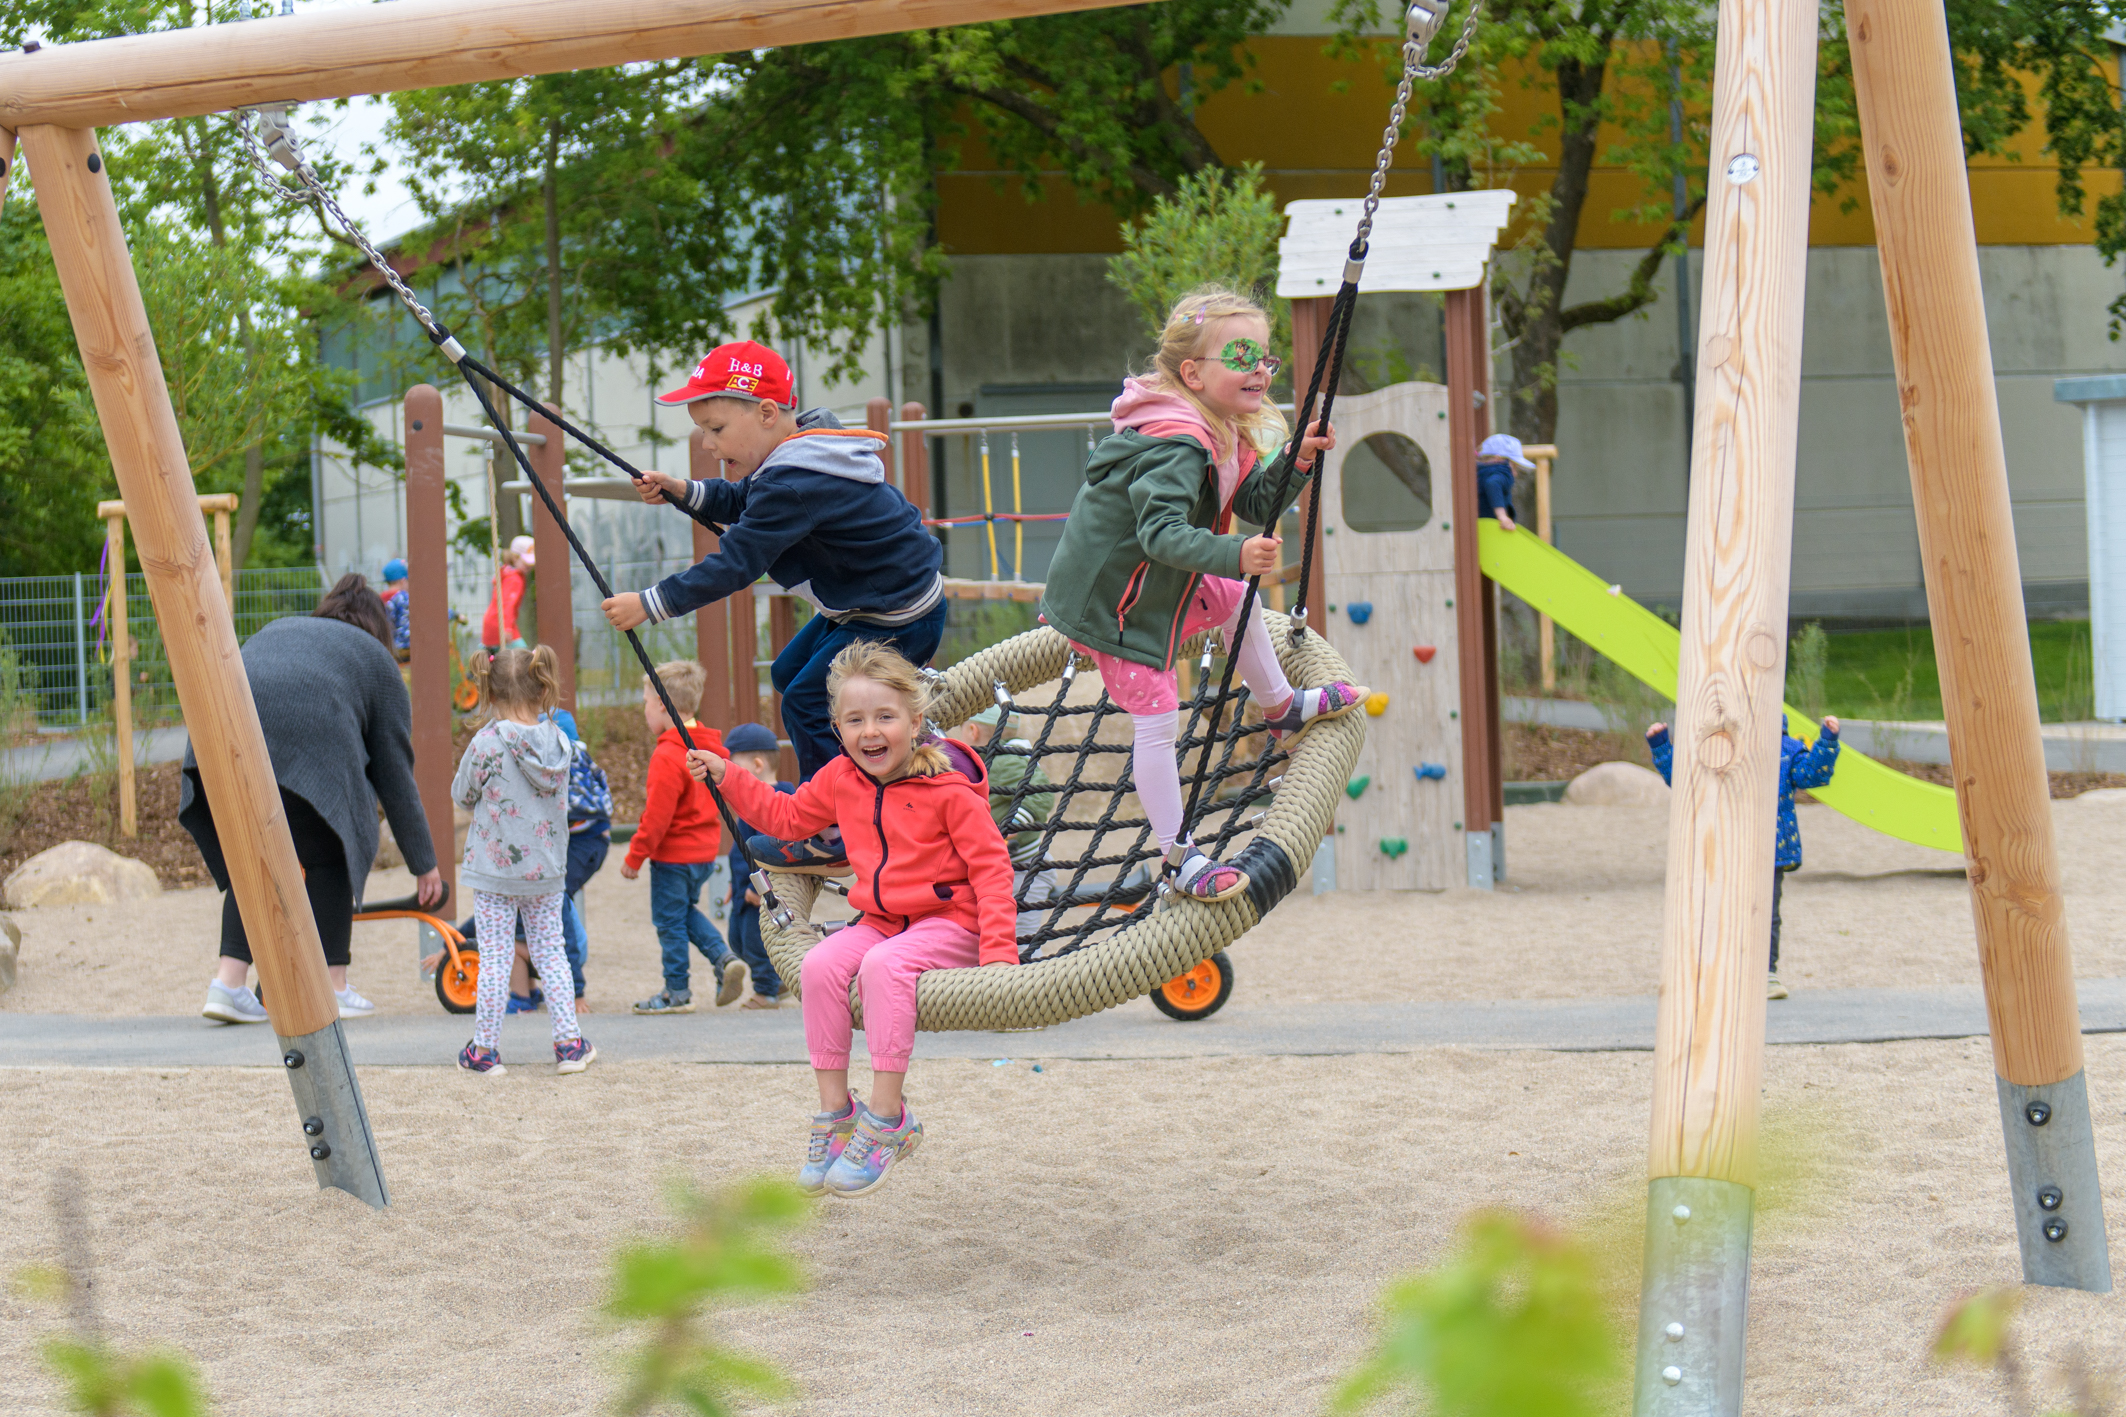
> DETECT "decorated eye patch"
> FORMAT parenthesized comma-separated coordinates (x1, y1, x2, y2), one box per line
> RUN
(1217, 338, 1281, 375)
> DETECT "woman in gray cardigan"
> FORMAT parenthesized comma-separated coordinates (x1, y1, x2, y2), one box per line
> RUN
(183, 575, 442, 1023)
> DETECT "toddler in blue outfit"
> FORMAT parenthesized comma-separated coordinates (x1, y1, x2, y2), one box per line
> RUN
(1647, 713, 1840, 999)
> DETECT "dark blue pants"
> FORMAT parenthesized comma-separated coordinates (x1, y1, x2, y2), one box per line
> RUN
(770, 600, 948, 782)
(556, 829, 609, 998)
(729, 902, 781, 998)
(1770, 866, 1788, 973)
(650, 859, 731, 994)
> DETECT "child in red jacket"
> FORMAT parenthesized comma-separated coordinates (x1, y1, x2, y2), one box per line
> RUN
(689, 640, 1014, 1199)
(625, 659, 746, 1015)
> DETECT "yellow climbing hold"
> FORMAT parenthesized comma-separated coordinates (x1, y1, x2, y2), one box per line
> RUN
(1364, 691, 1390, 716)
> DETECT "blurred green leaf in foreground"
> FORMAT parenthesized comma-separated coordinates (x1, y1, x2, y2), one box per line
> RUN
(1332, 1210, 1621, 1417)
(607, 1176, 809, 1416)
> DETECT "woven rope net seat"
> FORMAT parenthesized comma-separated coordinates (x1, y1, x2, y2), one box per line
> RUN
(759, 614, 1365, 1032)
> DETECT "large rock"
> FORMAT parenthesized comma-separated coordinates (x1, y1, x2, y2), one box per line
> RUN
(2, 840, 162, 909)
(0, 915, 17, 994)
(1563, 761, 1671, 807)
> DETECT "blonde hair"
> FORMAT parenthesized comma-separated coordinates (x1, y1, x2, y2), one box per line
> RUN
(645, 660, 706, 722)
(478, 644, 561, 721)
(827, 641, 950, 779)
(1142, 285, 1291, 466)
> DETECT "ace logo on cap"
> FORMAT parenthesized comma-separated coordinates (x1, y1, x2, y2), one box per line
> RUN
(657, 340, 795, 407)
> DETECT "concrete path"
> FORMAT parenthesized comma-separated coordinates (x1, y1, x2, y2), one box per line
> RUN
(4, 727, 188, 784)
(7, 978, 2126, 1068)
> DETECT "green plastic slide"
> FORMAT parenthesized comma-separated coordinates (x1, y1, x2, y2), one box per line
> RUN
(1477, 520, 1963, 854)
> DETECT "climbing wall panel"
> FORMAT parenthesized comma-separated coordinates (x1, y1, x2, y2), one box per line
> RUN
(1319, 382, 1462, 891)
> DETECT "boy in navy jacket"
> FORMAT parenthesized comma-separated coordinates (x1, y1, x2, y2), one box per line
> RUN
(601, 341, 946, 874)
(1647, 713, 1840, 999)
(1476, 433, 1536, 531)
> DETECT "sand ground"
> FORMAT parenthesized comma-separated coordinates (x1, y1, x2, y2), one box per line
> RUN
(5, 798, 2126, 1414)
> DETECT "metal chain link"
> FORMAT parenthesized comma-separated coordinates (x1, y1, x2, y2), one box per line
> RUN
(1351, 0, 1482, 258)
(232, 107, 449, 342)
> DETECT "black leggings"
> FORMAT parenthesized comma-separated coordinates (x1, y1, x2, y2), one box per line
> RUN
(219, 792, 354, 968)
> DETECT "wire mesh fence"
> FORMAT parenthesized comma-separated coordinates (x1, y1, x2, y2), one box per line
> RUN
(0, 567, 328, 730)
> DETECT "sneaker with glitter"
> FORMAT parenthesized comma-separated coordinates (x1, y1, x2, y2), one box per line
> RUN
(1264, 682, 1365, 746)
(1165, 843, 1248, 903)
(458, 1041, 506, 1076)
(823, 1103, 923, 1198)
(554, 1037, 596, 1074)
(797, 1093, 865, 1196)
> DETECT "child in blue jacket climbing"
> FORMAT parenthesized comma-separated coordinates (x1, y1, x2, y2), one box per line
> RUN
(1476, 433, 1535, 531)
(599, 340, 946, 877)
(1645, 713, 1839, 1000)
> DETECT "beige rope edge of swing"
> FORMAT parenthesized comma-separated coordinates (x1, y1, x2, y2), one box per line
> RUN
(758, 616, 1367, 1033)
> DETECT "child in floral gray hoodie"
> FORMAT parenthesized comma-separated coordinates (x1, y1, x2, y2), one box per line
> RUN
(451, 645, 593, 1076)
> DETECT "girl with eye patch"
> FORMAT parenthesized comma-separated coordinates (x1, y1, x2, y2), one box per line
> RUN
(1039, 287, 1365, 901)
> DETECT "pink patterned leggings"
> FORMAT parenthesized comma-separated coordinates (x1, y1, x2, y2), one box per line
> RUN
(472, 889, 580, 1050)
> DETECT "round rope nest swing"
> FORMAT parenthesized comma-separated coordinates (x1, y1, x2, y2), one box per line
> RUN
(758, 616, 1365, 1032)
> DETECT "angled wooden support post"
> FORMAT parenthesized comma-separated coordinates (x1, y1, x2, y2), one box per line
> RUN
(1847, 0, 2110, 1291)
(527, 403, 575, 708)
(29, 124, 386, 1208)
(405, 388, 456, 914)
(1631, 0, 1818, 1407)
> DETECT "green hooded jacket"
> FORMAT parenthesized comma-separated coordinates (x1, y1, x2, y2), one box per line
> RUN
(1038, 430, 1308, 670)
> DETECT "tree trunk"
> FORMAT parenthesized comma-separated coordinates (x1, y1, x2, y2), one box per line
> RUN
(545, 120, 565, 413)
(1500, 57, 1607, 446)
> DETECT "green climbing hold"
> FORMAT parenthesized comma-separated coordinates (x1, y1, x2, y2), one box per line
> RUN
(1345, 775, 1372, 800)
(1379, 838, 1409, 859)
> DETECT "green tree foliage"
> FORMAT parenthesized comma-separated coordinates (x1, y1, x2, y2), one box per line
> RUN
(1333, 1210, 1621, 1417)
(1331, 0, 2126, 445)
(0, 0, 399, 575)
(1105, 163, 1290, 354)
(606, 1177, 807, 1416)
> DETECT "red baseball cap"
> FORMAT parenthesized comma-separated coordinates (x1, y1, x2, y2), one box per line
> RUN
(656, 340, 795, 407)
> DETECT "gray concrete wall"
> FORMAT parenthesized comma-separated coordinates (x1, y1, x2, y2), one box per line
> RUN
(1548, 245, 2121, 622)
(919, 245, 2124, 621)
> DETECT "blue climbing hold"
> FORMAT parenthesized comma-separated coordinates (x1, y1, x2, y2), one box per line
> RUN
(1346, 601, 1374, 625)
(1415, 763, 1447, 781)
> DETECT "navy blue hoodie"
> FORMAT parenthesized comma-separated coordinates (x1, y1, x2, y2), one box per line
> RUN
(640, 411, 943, 627)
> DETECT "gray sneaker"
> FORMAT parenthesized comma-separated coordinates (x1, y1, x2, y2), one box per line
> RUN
(797, 1093, 864, 1196)
(715, 957, 747, 1007)
(336, 986, 376, 1018)
(202, 980, 269, 1025)
(633, 988, 696, 1015)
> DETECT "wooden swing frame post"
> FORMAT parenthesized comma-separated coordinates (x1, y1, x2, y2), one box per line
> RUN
(29, 121, 388, 1206)
(94, 491, 238, 838)
(689, 430, 740, 732)
(404, 387, 456, 909)
(1847, 0, 2109, 1288)
(527, 402, 575, 708)
(1445, 281, 1502, 888)
(1630, 0, 1817, 1402)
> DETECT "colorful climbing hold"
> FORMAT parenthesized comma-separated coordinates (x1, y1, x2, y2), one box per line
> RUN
(1415, 762, 1447, 781)
(1413, 645, 1437, 664)
(1346, 601, 1373, 625)
(1379, 838, 1409, 859)
(1345, 775, 1372, 800)
(1364, 692, 1391, 716)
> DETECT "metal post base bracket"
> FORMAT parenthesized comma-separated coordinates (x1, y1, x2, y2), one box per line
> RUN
(1996, 1071, 2111, 1292)
(277, 1020, 389, 1209)
(1633, 1176, 1753, 1417)
(1465, 830, 1494, 891)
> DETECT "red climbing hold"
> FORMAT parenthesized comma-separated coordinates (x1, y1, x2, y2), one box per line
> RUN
(1413, 645, 1437, 664)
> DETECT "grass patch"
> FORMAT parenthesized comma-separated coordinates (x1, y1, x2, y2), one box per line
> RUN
(1815, 621, 2093, 723)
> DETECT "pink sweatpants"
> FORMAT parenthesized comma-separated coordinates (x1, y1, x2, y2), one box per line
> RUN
(801, 915, 981, 1073)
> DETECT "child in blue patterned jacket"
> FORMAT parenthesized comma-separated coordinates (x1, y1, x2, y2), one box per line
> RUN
(1646, 714, 1839, 1000)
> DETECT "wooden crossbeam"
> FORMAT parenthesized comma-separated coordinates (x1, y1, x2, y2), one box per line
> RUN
(0, 0, 1139, 131)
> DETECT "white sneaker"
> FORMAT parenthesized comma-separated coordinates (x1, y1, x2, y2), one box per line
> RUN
(203, 980, 269, 1025)
(336, 986, 377, 1018)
